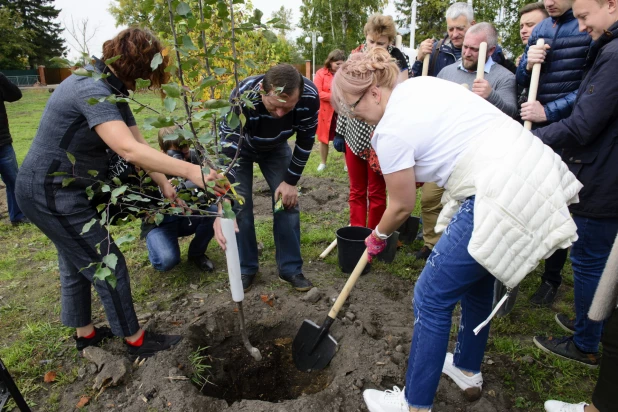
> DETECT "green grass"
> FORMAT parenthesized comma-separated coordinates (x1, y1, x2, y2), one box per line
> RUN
(1, 89, 599, 411)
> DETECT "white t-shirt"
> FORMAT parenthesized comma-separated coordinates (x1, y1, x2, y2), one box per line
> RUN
(372, 76, 507, 187)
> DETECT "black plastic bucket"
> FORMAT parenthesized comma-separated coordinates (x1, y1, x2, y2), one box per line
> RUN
(336, 226, 372, 274)
(375, 231, 400, 263)
(397, 216, 421, 244)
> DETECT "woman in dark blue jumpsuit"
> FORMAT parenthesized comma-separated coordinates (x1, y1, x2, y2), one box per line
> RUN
(15, 28, 223, 359)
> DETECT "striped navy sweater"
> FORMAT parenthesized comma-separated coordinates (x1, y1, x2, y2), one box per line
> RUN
(219, 75, 319, 185)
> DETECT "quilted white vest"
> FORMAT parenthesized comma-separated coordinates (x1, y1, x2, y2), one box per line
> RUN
(436, 117, 582, 289)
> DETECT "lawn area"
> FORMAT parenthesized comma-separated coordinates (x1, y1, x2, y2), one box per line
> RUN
(0, 88, 598, 411)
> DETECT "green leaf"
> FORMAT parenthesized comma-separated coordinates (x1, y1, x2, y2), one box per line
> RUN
(203, 99, 231, 109)
(101, 184, 111, 193)
(96, 203, 106, 213)
(222, 201, 235, 219)
(88, 170, 99, 177)
(245, 59, 257, 69)
(91, 71, 110, 82)
(155, 213, 164, 226)
(67, 152, 76, 166)
(176, 1, 191, 15)
(239, 113, 247, 127)
(115, 234, 136, 246)
(111, 185, 127, 198)
(94, 266, 116, 288)
(62, 178, 75, 187)
(262, 30, 278, 44)
(182, 35, 198, 51)
(164, 97, 177, 112)
(73, 68, 92, 77)
(81, 218, 97, 234)
(48, 171, 67, 176)
(162, 83, 181, 98)
(226, 111, 240, 130)
(150, 52, 163, 71)
(86, 186, 94, 199)
(102, 253, 118, 270)
(50, 57, 71, 67)
(213, 67, 226, 76)
(112, 177, 122, 186)
(201, 166, 210, 175)
(135, 78, 151, 90)
(87, 97, 101, 105)
(105, 55, 122, 65)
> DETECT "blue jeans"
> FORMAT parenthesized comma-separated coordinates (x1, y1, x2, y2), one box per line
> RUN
(0, 144, 25, 222)
(233, 143, 302, 277)
(570, 215, 618, 353)
(146, 213, 215, 271)
(405, 197, 495, 408)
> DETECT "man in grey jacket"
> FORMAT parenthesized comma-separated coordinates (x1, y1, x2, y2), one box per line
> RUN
(0, 73, 28, 225)
(437, 23, 518, 118)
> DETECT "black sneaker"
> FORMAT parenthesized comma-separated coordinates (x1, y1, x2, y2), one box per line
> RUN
(279, 273, 313, 292)
(242, 273, 256, 292)
(530, 281, 559, 306)
(125, 331, 182, 360)
(555, 313, 575, 334)
(414, 246, 432, 260)
(74, 326, 114, 351)
(11, 217, 31, 226)
(188, 254, 215, 272)
(533, 335, 599, 368)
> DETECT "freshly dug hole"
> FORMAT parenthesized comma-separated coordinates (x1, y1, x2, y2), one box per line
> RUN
(195, 336, 332, 404)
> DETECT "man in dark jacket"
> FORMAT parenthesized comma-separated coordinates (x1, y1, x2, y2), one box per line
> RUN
(530, 0, 618, 370)
(0, 73, 28, 225)
(517, 0, 592, 305)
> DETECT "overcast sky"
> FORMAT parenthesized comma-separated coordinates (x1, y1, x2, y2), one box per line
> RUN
(55, 0, 399, 60)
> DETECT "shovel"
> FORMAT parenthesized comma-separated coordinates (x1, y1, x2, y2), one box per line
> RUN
(293, 249, 369, 372)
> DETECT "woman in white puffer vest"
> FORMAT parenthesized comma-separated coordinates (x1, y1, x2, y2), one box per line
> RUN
(330, 48, 582, 412)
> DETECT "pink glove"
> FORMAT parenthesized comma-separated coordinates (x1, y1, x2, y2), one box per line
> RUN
(365, 231, 387, 263)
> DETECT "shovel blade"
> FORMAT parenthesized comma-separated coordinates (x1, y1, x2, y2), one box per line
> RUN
(292, 319, 338, 372)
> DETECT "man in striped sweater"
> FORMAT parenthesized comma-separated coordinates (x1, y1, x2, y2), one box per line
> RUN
(219, 64, 319, 292)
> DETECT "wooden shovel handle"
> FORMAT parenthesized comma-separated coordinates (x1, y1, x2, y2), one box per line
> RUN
(476, 42, 488, 81)
(328, 249, 369, 318)
(422, 54, 430, 76)
(319, 238, 338, 259)
(524, 38, 545, 131)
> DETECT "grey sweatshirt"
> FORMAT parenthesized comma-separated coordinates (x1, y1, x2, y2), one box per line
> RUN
(437, 60, 518, 118)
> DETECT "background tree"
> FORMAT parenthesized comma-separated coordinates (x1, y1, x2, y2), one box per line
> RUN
(394, 0, 534, 58)
(0, 7, 34, 69)
(64, 17, 101, 65)
(297, 0, 387, 68)
(270, 6, 293, 37)
(0, 0, 66, 67)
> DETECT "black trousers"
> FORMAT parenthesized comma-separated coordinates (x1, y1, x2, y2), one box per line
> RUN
(592, 307, 618, 411)
(542, 247, 569, 286)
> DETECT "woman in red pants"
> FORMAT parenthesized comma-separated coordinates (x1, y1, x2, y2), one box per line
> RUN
(333, 14, 409, 229)
(315, 49, 346, 172)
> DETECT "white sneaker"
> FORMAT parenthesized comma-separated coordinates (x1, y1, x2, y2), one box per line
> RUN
(344, 164, 348, 172)
(317, 163, 326, 172)
(544, 400, 588, 412)
(442, 353, 483, 400)
(363, 386, 410, 412)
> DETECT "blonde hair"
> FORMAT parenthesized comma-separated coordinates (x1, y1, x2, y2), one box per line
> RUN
(364, 14, 397, 43)
(331, 48, 399, 114)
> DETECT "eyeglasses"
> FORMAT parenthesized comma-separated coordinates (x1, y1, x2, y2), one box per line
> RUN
(341, 88, 367, 117)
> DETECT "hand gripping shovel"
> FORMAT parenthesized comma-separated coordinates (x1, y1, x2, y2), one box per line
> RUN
(293, 249, 369, 372)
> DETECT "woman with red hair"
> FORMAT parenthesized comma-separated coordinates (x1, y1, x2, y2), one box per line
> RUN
(15, 28, 224, 359)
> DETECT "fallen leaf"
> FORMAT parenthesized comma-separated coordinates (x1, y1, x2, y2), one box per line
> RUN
(76, 396, 90, 408)
(44, 371, 57, 383)
(260, 294, 275, 307)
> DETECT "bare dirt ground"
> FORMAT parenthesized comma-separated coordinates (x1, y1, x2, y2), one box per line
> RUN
(2, 178, 545, 411)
